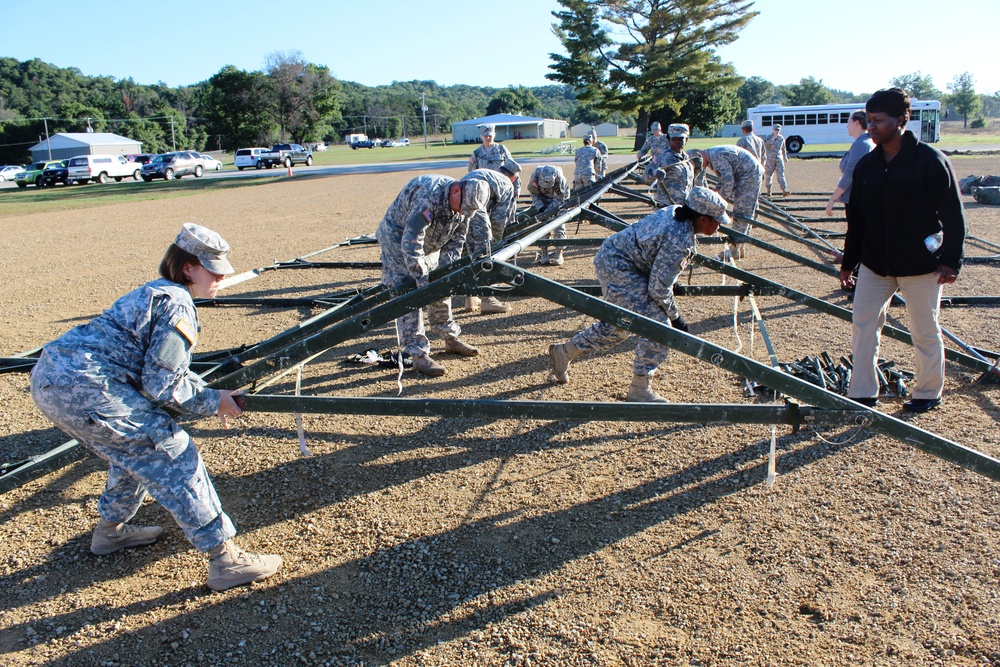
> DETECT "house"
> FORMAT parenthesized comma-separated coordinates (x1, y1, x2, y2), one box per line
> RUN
(451, 114, 570, 143)
(570, 122, 619, 138)
(29, 133, 142, 162)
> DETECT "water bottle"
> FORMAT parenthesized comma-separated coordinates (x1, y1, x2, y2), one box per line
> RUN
(924, 231, 943, 254)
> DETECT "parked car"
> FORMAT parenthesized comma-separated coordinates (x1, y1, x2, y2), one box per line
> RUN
(125, 154, 154, 165)
(14, 161, 63, 188)
(234, 147, 267, 170)
(40, 160, 72, 187)
(396, 138, 410, 147)
(381, 139, 397, 148)
(67, 154, 142, 184)
(0, 165, 25, 182)
(258, 143, 313, 168)
(351, 139, 376, 149)
(141, 152, 204, 181)
(194, 153, 224, 171)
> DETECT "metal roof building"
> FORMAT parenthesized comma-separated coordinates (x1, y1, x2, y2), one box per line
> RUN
(451, 114, 569, 143)
(29, 133, 142, 162)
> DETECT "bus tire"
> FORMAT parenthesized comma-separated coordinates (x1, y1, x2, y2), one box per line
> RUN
(785, 136, 804, 153)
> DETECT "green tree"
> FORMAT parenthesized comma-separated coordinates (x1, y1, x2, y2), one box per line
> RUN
(202, 66, 273, 149)
(486, 86, 540, 115)
(784, 76, 834, 106)
(264, 51, 341, 144)
(737, 75, 775, 119)
(947, 72, 980, 129)
(547, 0, 757, 149)
(889, 72, 941, 100)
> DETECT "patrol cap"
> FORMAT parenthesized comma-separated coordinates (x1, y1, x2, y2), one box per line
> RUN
(460, 179, 491, 218)
(741, 119, 754, 130)
(650, 121, 661, 132)
(773, 123, 782, 130)
(174, 223, 235, 275)
(685, 186, 731, 227)
(667, 123, 690, 139)
(537, 165, 562, 188)
(479, 124, 496, 137)
(500, 158, 521, 175)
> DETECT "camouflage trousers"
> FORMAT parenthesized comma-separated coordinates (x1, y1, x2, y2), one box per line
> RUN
(763, 159, 787, 193)
(380, 247, 461, 357)
(731, 168, 763, 234)
(29, 353, 236, 552)
(570, 260, 673, 377)
(573, 176, 596, 191)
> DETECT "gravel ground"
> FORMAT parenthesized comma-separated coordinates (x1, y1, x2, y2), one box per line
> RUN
(1, 157, 999, 667)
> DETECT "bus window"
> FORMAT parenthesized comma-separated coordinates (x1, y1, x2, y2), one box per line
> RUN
(762, 115, 772, 126)
(818, 113, 828, 124)
(806, 114, 817, 125)
(794, 114, 805, 125)
(841, 112, 851, 123)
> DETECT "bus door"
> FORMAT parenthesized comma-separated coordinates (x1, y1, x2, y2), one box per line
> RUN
(920, 109, 938, 142)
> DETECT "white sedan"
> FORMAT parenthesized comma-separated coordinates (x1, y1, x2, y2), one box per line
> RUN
(0, 165, 25, 182)
(197, 154, 224, 171)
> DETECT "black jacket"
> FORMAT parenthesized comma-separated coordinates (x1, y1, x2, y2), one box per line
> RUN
(843, 131, 965, 277)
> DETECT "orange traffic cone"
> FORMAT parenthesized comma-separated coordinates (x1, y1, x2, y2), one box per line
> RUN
(286, 165, 293, 177)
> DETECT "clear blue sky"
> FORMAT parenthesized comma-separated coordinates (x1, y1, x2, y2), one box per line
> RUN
(3, 0, 997, 96)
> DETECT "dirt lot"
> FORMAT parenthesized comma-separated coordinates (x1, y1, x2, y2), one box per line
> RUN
(1, 157, 999, 667)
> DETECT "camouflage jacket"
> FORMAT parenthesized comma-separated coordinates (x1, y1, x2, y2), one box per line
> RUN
(469, 142, 513, 172)
(527, 166, 570, 209)
(35, 278, 219, 417)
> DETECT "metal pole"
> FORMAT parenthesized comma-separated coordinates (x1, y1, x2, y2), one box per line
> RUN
(421, 92, 428, 149)
(170, 117, 176, 152)
(43, 118, 52, 160)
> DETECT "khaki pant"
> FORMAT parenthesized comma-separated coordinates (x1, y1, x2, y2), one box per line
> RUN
(848, 264, 945, 400)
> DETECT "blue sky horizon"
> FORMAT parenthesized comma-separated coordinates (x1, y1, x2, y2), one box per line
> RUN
(3, 0, 998, 97)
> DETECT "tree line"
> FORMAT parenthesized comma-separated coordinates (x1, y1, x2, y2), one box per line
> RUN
(1, 18, 996, 165)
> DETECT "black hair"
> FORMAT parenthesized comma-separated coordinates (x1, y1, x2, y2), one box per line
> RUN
(866, 88, 910, 121)
(849, 110, 868, 126)
(159, 243, 199, 284)
(675, 205, 700, 222)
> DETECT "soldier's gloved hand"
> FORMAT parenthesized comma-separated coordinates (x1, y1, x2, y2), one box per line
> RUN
(670, 313, 689, 333)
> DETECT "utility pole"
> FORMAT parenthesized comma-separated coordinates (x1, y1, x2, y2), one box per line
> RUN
(170, 117, 176, 152)
(43, 118, 52, 160)
(421, 92, 428, 149)
(363, 115, 368, 138)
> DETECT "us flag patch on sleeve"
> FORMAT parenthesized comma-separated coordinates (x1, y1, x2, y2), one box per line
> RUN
(174, 318, 198, 345)
(422, 209, 434, 224)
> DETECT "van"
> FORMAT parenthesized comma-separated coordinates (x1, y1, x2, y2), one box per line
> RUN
(234, 147, 267, 170)
(67, 154, 142, 184)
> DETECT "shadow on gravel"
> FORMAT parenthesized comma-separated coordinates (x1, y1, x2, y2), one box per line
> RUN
(2, 423, 873, 665)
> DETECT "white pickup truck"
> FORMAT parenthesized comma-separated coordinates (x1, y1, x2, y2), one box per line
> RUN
(67, 154, 142, 184)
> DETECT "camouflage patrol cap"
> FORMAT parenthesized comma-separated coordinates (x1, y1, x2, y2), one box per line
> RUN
(479, 124, 496, 137)
(773, 123, 782, 130)
(741, 120, 754, 130)
(667, 123, 690, 139)
(685, 187, 731, 227)
(460, 179, 491, 218)
(500, 158, 521, 175)
(650, 121, 661, 132)
(537, 165, 562, 188)
(174, 223, 235, 275)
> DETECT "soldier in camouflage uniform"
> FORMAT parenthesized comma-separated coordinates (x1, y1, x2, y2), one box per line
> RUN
(763, 124, 790, 196)
(573, 135, 601, 191)
(693, 145, 764, 252)
(636, 121, 668, 163)
(469, 124, 521, 194)
(547, 187, 731, 402)
(459, 164, 520, 314)
(736, 119, 766, 165)
(648, 123, 696, 206)
(587, 129, 608, 178)
(527, 165, 571, 265)
(375, 174, 491, 376)
(29, 224, 281, 591)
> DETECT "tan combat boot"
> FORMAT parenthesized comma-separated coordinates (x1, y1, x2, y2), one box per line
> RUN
(91, 520, 164, 555)
(464, 296, 481, 313)
(537, 251, 550, 265)
(549, 340, 584, 384)
(413, 354, 446, 376)
(444, 337, 479, 356)
(207, 540, 282, 591)
(626, 373, 668, 402)
(550, 249, 565, 266)
(481, 297, 511, 314)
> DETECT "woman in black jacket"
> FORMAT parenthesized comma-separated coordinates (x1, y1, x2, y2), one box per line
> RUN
(839, 88, 965, 413)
